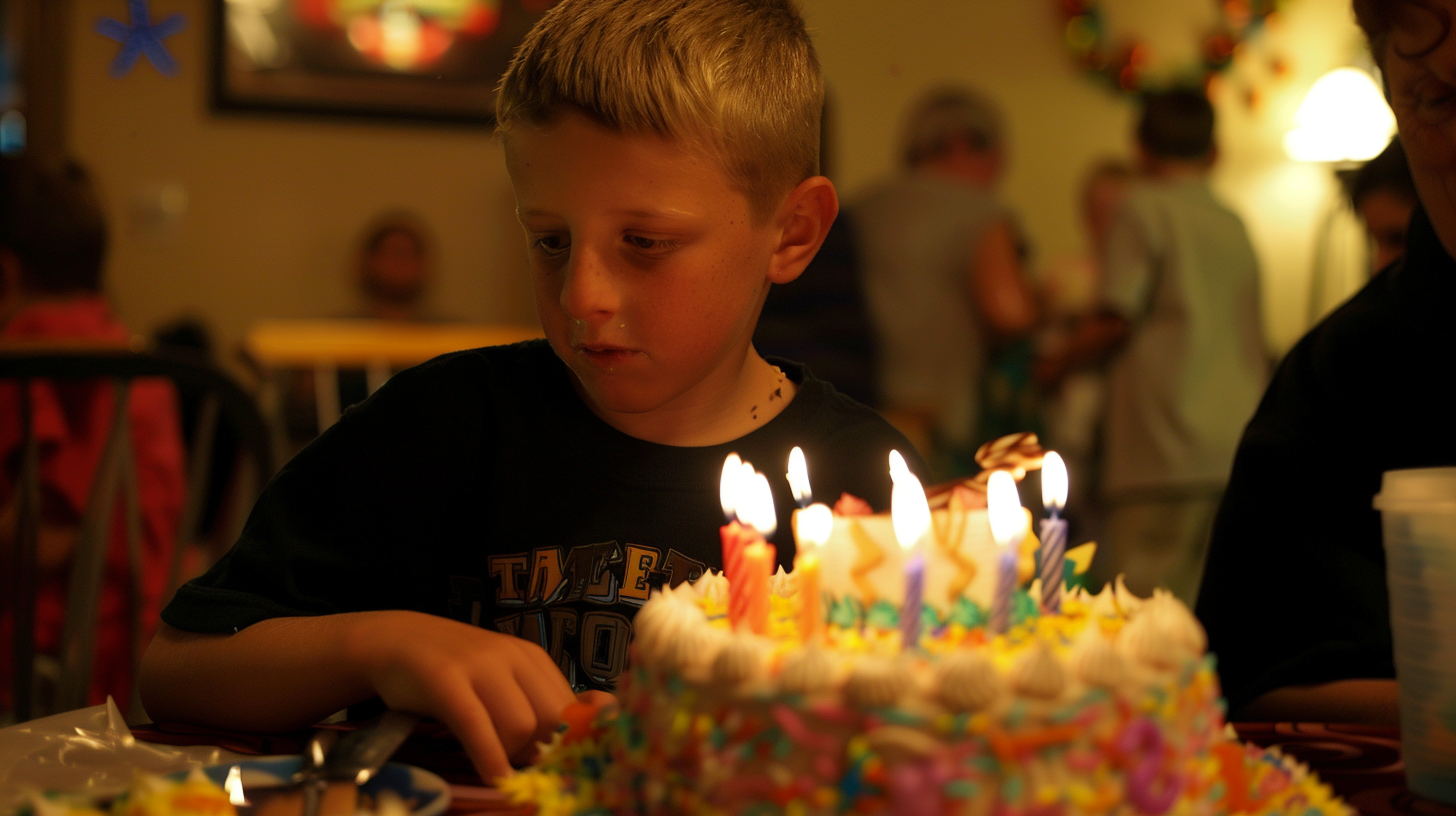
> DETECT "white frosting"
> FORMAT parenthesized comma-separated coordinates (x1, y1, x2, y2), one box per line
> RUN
(777, 647, 838, 696)
(843, 656, 912, 708)
(1112, 574, 1145, 616)
(1070, 626, 1127, 690)
(632, 590, 710, 672)
(1090, 584, 1120, 622)
(1117, 592, 1205, 671)
(934, 651, 1002, 712)
(711, 633, 768, 687)
(1009, 639, 1067, 700)
(770, 565, 796, 599)
(691, 570, 730, 605)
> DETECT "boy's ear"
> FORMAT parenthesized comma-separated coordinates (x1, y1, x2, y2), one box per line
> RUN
(767, 176, 839, 286)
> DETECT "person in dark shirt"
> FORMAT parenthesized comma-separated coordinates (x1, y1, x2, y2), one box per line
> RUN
(140, 0, 925, 785)
(1197, 0, 1456, 725)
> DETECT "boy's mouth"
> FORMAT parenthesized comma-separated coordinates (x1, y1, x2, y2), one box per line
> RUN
(575, 343, 640, 367)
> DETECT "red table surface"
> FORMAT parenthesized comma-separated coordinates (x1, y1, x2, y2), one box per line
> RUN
(132, 720, 1456, 816)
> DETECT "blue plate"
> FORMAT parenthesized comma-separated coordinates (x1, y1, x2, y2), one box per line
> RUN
(172, 757, 450, 816)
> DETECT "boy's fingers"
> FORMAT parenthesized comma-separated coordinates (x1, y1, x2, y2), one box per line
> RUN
(436, 692, 513, 784)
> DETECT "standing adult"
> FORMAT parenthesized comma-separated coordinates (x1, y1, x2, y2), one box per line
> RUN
(1196, 0, 1456, 724)
(853, 87, 1038, 477)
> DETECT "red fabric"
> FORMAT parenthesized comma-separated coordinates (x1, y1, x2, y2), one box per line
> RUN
(0, 298, 186, 707)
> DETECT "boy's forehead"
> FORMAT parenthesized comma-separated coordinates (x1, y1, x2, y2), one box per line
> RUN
(504, 111, 754, 214)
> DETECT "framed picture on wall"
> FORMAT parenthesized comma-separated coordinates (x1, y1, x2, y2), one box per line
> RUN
(212, 0, 559, 125)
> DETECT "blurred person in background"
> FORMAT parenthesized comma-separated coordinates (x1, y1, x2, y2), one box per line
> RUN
(1348, 137, 1418, 273)
(352, 211, 438, 322)
(1197, 0, 1456, 726)
(0, 156, 185, 713)
(1038, 158, 1136, 534)
(1042, 90, 1268, 606)
(854, 87, 1039, 478)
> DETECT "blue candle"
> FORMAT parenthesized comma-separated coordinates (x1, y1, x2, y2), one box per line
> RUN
(889, 450, 931, 651)
(901, 552, 925, 648)
(990, 546, 1017, 634)
(1039, 452, 1069, 614)
(987, 470, 1027, 635)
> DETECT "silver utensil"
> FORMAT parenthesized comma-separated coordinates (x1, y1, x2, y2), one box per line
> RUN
(295, 711, 419, 816)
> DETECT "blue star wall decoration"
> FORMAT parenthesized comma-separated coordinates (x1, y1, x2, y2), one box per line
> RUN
(96, 0, 187, 78)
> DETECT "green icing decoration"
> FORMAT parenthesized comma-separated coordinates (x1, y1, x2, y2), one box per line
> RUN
(1002, 775, 1024, 802)
(944, 780, 979, 799)
(828, 594, 863, 629)
(865, 599, 901, 630)
(949, 596, 987, 628)
(1010, 589, 1039, 626)
(921, 603, 944, 630)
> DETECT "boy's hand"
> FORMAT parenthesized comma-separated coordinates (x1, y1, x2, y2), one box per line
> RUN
(345, 610, 577, 783)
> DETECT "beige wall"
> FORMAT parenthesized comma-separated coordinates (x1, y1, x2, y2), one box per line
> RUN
(66, 0, 1369, 361)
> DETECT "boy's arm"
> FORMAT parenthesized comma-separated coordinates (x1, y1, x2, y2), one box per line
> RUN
(969, 218, 1039, 340)
(140, 610, 577, 783)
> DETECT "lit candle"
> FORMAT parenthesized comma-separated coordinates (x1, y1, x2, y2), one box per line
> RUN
(987, 470, 1027, 635)
(726, 466, 777, 634)
(890, 450, 932, 650)
(787, 446, 813, 509)
(1039, 451, 1070, 614)
(719, 453, 754, 584)
(795, 503, 832, 644)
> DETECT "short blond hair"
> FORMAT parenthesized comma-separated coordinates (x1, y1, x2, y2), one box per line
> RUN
(496, 0, 823, 221)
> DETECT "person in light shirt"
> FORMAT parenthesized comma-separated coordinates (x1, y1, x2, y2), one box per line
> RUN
(1196, 0, 1456, 725)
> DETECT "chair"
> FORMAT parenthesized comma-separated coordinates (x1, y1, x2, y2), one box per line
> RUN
(0, 342, 274, 722)
(242, 319, 543, 457)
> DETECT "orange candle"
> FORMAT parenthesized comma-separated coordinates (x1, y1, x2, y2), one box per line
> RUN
(795, 549, 823, 643)
(792, 502, 833, 644)
(735, 540, 774, 634)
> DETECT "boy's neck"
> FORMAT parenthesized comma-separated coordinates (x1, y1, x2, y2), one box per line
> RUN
(570, 347, 798, 447)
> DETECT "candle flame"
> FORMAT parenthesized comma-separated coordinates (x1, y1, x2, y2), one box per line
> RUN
(738, 470, 778, 538)
(797, 502, 834, 550)
(987, 470, 1027, 548)
(787, 446, 812, 506)
(225, 765, 248, 806)
(891, 464, 931, 553)
(888, 449, 910, 480)
(720, 453, 743, 520)
(1042, 451, 1068, 511)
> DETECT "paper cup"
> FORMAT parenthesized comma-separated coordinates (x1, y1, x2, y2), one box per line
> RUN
(1376, 467, 1456, 804)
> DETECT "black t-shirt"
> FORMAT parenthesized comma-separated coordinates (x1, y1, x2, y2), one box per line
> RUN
(1196, 206, 1456, 713)
(163, 340, 925, 692)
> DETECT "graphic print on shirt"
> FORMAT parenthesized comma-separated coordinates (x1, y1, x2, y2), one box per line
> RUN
(449, 542, 707, 691)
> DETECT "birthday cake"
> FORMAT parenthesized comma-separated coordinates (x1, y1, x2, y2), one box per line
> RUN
(502, 436, 1351, 816)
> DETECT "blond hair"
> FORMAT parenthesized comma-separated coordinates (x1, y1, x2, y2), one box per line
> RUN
(496, 0, 823, 221)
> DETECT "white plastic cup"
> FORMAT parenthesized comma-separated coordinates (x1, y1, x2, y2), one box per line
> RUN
(1375, 467, 1456, 804)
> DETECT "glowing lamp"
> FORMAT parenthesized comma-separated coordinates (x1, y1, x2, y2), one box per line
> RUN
(1284, 68, 1396, 163)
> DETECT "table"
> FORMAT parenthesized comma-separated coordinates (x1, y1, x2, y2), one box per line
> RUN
(3, 707, 1453, 816)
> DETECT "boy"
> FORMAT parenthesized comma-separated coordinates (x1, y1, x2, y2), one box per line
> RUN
(1, 156, 186, 712)
(1038, 90, 1268, 605)
(140, 0, 924, 785)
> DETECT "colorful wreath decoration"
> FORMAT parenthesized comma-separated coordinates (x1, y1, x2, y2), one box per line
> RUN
(1060, 0, 1285, 94)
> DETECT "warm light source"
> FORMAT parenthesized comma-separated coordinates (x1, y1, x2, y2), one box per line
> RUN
(797, 503, 834, 550)
(889, 451, 931, 552)
(987, 471, 1027, 548)
(1042, 452, 1068, 514)
(1284, 68, 1396, 163)
(787, 446, 812, 507)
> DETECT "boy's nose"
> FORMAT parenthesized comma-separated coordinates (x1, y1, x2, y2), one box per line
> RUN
(558, 248, 620, 324)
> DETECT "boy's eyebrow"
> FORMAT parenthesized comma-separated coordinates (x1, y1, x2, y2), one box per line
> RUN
(516, 207, 700, 221)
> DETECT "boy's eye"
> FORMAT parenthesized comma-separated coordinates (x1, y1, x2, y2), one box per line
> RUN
(624, 235, 677, 252)
(533, 234, 569, 255)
